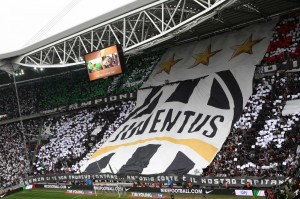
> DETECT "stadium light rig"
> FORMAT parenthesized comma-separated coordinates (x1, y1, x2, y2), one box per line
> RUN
(14, 68, 25, 76)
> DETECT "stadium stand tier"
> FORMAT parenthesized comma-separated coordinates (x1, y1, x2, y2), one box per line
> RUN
(0, 120, 38, 188)
(262, 12, 300, 64)
(33, 101, 136, 174)
(0, 51, 161, 119)
(205, 72, 300, 177)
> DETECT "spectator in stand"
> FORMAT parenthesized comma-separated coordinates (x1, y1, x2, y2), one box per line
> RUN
(187, 181, 193, 189)
(152, 182, 156, 188)
(244, 182, 252, 190)
(158, 181, 162, 188)
(225, 181, 229, 189)
(168, 179, 173, 188)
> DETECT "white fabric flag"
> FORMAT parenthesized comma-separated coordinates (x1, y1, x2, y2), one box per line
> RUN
(82, 64, 254, 175)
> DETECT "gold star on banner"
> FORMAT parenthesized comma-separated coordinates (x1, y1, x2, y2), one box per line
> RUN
(230, 34, 264, 60)
(189, 44, 222, 68)
(156, 53, 182, 75)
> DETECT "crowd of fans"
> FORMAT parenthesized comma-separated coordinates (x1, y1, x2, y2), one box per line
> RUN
(0, 84, 39, 118)
(33, 101, 135, 174)
(262, 12, 300, 64)
(204, 72, 300, 177)
(77, 100, 136, 170)
(0, 51, 161, 119)
(0, 119, 40, 188)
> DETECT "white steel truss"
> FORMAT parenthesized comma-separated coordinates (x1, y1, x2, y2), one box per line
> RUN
(13, 0, 235, 68)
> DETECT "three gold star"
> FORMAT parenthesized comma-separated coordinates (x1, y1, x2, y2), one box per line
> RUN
(189, 44, 222, 68)
(230, 34, 264, 60)
(156, 53, 182, 75)
(155, 34, 263, 73)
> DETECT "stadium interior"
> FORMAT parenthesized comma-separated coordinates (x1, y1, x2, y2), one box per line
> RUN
(1, 0, 300, 198)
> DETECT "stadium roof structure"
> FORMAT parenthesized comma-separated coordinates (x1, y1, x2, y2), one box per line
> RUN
(0, 0, 300, 76)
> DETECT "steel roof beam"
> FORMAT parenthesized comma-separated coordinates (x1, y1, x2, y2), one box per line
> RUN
(12, 0, 234, 68)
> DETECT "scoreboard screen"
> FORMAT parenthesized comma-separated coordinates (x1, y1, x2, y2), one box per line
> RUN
(84, 45, 124, 81)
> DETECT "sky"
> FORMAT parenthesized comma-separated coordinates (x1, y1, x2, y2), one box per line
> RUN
(0, 0, 137, 55)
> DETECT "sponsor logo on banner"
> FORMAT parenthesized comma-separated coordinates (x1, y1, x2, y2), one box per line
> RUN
(65, 190, 94, 195)
(235, 190, 266, 196)
(162, 188, 233, 195)
(130, 192, 167, 198)
(235, 190, 253, 196)
(205, 190, 214, 194)
(44, 184, 67, 189)
(161, 188, 204, 194)
(93, 186, 127, 191)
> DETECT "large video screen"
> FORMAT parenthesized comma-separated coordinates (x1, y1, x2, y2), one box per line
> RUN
(84, 45, 123, 81)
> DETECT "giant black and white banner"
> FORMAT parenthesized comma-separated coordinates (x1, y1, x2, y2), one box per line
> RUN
(81, 64, 254, 175)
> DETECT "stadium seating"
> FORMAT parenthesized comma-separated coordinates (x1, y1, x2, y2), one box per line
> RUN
(0, 50, 161, 187)
(0, 84, 39, 119)
(76, 100, 136, 171)
(0, 119, 40, 188)
(33, 100, 135, 174)
(107, 54, 160, 94)
(262, 12, 300, 64)
(0, 51, 161, 119)
(204, 72, 300, 177)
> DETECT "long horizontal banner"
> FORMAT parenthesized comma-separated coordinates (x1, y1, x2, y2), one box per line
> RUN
(42, 184, 232, 195)
(41, 184, 254, 196)
(28, 174, 285, 188)
(41, 92, 137, 114)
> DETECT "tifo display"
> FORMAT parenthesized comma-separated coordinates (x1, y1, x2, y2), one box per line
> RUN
(1, 9, 300, 199)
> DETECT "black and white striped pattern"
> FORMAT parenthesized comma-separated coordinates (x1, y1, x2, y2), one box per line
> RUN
(82, 65, 254, 175)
